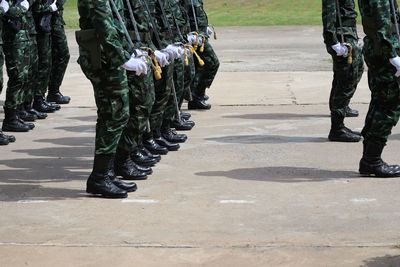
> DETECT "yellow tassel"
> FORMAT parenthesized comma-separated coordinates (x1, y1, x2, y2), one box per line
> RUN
(346, 43, 353, 65)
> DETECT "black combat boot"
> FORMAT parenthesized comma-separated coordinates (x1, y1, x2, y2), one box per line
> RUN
(18, 105, 37, 122)
(359, 140, 400, 177)
(180, 111, 191, 120)
(33, 96, 57, 113)
(114, 151, 148, 180)
(153, 129, 180, 151)
(171, 118, 195, 131)
(2, 108, 31, 132)
(47, 87, 71, 104)
(143, 132, 169, 155)
(328, 113, 361, 142)
(0, 131, 9, 145)
(161, 127, 187, 143)
(107, 161, 137, 192)
(25, 102, 48, 120)
(131, 147, 158, 167)
(345, 106, 359, 118)
(138, 142, 161, 162)
(86, 155, 129, 198)
(188, 97, 211, 110)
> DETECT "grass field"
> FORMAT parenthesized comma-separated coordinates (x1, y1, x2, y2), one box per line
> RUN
(64, 0, 322, 29)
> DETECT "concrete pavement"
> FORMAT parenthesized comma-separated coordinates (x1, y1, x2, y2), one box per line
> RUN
(0, 26, 400, 267)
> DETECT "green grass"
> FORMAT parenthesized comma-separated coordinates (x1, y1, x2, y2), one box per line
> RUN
(64, 0, 323, 29)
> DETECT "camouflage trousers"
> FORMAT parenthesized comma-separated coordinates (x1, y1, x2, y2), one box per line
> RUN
(327, 33, 364, 117)
(191, 41, 219, 94)
(150, 62, 174, 131)
(180, 52, 196, 107)
(24, 35, 39, 105)
(48, 16, 70, 92)
(118, 63, 155, 152)
(163, 57, 185, 127)
(0, 45, 3, 95)
(35, 32, 52, 98)
(361, 47, 400, 145)
(3, 41, 31, 110)
(79, 60, 130, 155)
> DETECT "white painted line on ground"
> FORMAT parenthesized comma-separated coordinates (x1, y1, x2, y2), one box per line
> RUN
(350, 198, 377, 203)
(17, 200, 48, 204)
(220, 200, 256, 204)
(121, 199, 159, 204)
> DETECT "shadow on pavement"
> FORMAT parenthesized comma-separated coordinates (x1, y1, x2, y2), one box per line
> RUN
(54, 124, 95, 133)
(206, 134, 327, 144)
(361, 254, 400, 267)
(390, 133, 400, 141)
(67, 115, 97, 122)
(223, 113, 330, 120)
(196, 166, 358, 182)
(0, 137, 94, 201)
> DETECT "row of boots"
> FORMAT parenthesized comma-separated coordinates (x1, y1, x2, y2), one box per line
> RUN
(1, 90, 71, 145)
(86, 112, 195, 198)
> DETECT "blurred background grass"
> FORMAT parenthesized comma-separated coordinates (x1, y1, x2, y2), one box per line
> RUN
(64, 0, 323, 29)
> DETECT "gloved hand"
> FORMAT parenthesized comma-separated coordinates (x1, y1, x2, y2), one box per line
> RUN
(0, 0, 9, 13)
(50, 0, 58, 12)
(154, 50, 169, 67)
(206, 26, 213, 37)
(186, 33, 197, 45)
(331, 43, 348, 57)
(197, 35, 203, 46)
(122, 55, 148, 76)
(390, 56, 400, 77)
(176, 46, 185, 57)
(162, 44, 180, 60)
(20, 0, 29, 10)
(135, 49, 148, 57)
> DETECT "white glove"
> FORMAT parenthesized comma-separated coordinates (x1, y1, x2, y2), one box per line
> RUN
(50, 0, 58, 12)
(162, 44, 180, 60)
(197, 36, 203, 46)
(122, 56, 148, 76)
(135, 49, 148, 57)
(0, 0, 9, 13)
(186, 33, 197, 45)
(207, 26, 213, 37)
(176, 46, 185, 58)
(331, 43, 348, 57)
(390, 56, 400, 77)
(154, 50, 169, 67)
(20, 0, 29, 10)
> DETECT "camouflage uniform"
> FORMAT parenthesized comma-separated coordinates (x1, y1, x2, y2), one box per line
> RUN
(48, 0, 70, 94)
(0, 4, 5, 95)
(358, 0, 400, 145)
(146, 0, 175, 131)
(122, 0, 156, 147)
(24, 0, 39, 107)
(185, 0, 219, 96)
(3, 0, 31, 110)
(77, 0, 132, 156)
(32, 0, 53, 100)
(322, 0, 364, 118)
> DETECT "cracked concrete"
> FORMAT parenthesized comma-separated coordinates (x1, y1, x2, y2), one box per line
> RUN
(1, 26, 400, 267)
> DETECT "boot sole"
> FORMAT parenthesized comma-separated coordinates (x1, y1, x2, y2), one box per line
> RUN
(86, 189, 128, 198)
(328, 137, 361, 142)
(2, 127, 30, 132)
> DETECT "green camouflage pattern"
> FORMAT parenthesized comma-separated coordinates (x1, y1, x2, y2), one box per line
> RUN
(322, 0, 358, 46)
(48, 11, 70, 92)
(77, 0, 132, 155)
(34, 32, 52, 97)
(358, 0, 400, 144)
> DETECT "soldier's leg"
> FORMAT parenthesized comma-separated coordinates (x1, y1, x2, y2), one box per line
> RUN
(19, 38, 39, 122)
(145, 63, 175, 155)
(114, 70, 155, 180)
(189, 41, 219, 110)
(0, 45, 15, 145)
(359, 58, 400, 177)
(47, 19, 71, 104)
(126, 69, 159, 167)
(162, 57, 191, 130)
(2, 41, 32, 132)
(24, 37, 48, 120)
(33, 32, 58, 113)
(327, 37, 362, 142)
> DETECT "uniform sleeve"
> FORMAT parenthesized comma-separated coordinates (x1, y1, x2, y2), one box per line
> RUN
(366, 0, 398, 59)
(7, 3, 28, 17)
(92, 0, 131, 67)
(322, 0, 339, 46)
(32, 0, 52, 14)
